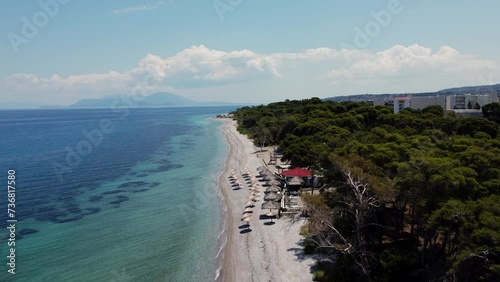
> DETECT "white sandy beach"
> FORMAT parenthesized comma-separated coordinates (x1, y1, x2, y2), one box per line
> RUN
(218, 119, 315, 282)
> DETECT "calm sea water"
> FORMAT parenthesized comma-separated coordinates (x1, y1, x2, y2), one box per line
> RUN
(0, 106, 235, 281)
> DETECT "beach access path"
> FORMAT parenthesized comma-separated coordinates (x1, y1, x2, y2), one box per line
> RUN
(218, 119, 315, 282)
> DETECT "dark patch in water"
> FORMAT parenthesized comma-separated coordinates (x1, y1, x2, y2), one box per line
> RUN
(89, 195, 103, 202)
(19, 228, 39, 236)
(57, 193, 74, 202)
(117, 181, 159, 190)
(65, 204, 82, 214)
(147, 164, 183, 173)
(34, 207, 65, 222)
(155, 159, 170, 165)
(136, 173, 148, 178)
(101, 190, 126, 195)
(110, 195, 129, 207)
(2, 228, 39, 241)
(118, 181, 148, 188)
(149, 182, 161, 188)
(82, 207, 101, 216)
(54, 214, 85, 224)
(129, 171, 137, 175)
(132, 188, 149, 193)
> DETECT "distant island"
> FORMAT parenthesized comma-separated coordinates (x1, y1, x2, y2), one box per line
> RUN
(66, 92, 239, 108)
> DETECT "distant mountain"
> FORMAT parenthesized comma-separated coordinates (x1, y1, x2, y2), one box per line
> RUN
(324, 83, 500, 103)
(69, 92, 215, 108)
(438, 84, 500, 95)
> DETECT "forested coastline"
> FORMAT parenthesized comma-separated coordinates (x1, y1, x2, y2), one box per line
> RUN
(233, 98, 500, 281)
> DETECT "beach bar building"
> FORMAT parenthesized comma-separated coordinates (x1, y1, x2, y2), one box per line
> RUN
(281, 167, 313, 192)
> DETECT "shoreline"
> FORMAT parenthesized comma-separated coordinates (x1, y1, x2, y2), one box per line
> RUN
(216, 118, 315, 282)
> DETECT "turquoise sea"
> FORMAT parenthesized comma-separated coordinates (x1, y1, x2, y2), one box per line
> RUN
(0, 106, 236, 281)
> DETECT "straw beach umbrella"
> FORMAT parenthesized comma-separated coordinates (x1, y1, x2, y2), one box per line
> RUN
(261, 200, 280, 212)
(261, 175, 273, 182)
(266, 211, 277, 223)
(242, 216, 252, 224)
(266, 179, 281, 186)
(259, 170, 272, 177)
(264, 192, 282, 201)
(265, 186, 281, 193)
(257, 166, 267, 172)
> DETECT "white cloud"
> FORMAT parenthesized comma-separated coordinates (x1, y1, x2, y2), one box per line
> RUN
(130, 45, 281, 86)
(2, 44, 499, 105)
(112, 2, 166, 15)
(327, 44, 497, 80)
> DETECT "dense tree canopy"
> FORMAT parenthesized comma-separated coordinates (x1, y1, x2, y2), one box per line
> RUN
(233, 98, 500, 281)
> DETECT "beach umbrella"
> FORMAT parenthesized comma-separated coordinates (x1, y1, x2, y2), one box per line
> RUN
(261, 200, 280, 210)
(248, 195, 258, 200)
(266, 179, 281, 186)
(261, 175, 273, 182)
(242, 214, 251, 219)
(264, 192, 282, 201)
(265, 186, 281, 193)
(266, 211, 277, 223)
(244, 207, 253, 212)
(242, 216, 252, 222)
(260, 169, 273, 175)
(259, 170, 272, 177)
(287, 176, 304, 186)
(257, 166, 267, 172)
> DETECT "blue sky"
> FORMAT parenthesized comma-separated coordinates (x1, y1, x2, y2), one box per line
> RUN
(1, 0, 499, 107)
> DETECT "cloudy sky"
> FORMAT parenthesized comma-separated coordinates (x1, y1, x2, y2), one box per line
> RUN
(1, 0, 499, 107)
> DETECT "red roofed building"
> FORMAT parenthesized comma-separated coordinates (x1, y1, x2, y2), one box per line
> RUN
(281, 167, 312, 177)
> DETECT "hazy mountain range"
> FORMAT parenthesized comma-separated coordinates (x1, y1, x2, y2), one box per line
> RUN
(2, 84, 499, 109)
(324, 84, 500, 102)
(54, 92, 239, 108)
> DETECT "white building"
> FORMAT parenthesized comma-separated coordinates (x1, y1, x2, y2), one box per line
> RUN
(410, 96, 446, 110)
(392, 98, 411, 114)
(446, 93, 499, 110)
